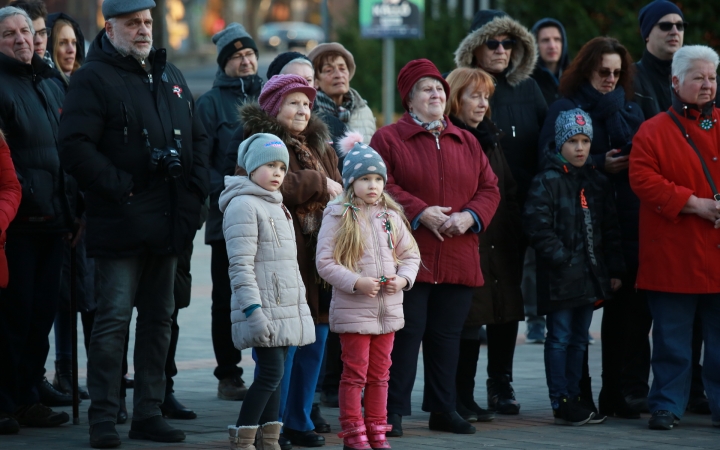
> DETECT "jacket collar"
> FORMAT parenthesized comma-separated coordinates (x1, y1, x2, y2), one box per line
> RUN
(396, 112, 465, 141)
(639, 48, 672, 76)
(86, 30, 166, 77)
(670, 89, 716, 121)
(0, 52, 54, 79)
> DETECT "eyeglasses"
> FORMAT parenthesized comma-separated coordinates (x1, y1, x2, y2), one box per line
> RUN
(596, 68, 623, 78)
(486, 39, 515, 51)
(657, 21, 687, 32)
(229, 51, 256, 62)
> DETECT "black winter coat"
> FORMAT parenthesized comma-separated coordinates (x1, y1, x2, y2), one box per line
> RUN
(0, 53, 76, 234)
(450, 116, 524, 326)
(539, 85, 644, 268)
(523, 148, 624, 314)
(58, 31, 210, 258)
(196, 70, 263, 244)
(633, 49, 673, 121)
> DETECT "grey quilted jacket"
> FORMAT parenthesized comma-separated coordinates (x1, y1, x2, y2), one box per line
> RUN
(220, 175, 315, 350)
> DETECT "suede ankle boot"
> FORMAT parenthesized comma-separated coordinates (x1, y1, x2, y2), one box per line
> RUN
(229, 425, 258, 450)
(257, 422, 282, 450)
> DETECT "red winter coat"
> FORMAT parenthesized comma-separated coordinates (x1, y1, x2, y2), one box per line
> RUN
(0, 137, 22, 287)
(630, 106, 720, 293)
(370, 113, 500, 287)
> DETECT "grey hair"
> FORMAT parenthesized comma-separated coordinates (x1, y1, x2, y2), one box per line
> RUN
(280, 58, 314, 74)
(407, 77, 444, 104)
(672, 45, 720, 85)
(0, 6, 35, 35)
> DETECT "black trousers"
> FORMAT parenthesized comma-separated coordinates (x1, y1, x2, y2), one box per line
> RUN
(237, 346, 288, 426)
(387, 283, 473, 416)
(486, 321, 519, 381)
(600, 273, 652, 399)
(210, 242, 243, 381)
(0, 233, 64, 413)
(322, 331, 342, 393)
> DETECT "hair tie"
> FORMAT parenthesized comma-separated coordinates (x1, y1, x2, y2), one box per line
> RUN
(342, 203, 360, 222)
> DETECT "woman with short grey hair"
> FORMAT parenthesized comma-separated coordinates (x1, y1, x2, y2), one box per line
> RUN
(629, 45, 720, 431)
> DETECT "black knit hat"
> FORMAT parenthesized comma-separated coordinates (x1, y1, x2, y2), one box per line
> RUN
(266, 51, 310, 79)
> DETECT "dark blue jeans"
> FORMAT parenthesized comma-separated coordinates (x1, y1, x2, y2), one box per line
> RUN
(544, 303, 594, 403)
(0, 233, 64, 413)
(87, 254, 177, 425)
(646, 291, 720, 421)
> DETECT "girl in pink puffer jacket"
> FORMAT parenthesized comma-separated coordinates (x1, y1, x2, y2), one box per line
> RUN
(316, 132, 420, 450)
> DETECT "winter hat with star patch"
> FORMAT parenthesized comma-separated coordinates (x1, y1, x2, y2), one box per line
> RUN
(338, 131, 387, 190)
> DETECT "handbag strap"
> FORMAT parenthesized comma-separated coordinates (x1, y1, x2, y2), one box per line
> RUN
(665, 111, 720, 201)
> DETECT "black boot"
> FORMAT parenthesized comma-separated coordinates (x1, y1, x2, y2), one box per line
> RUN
(487, 376, 520, 415)
(128, 416, 185, 442)
(38, 377, 74, 407)
(53, 360, 90, 400)
(428, 411, 476, 434)
(386, 413, 402, 437)
(116, 398, 128, 425)
(598, 387, 640, 419)
(160, 392, 197, 420)
(311, 403, 330, 433)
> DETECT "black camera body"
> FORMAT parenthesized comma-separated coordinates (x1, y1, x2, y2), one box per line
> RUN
(149, 147, 183, 178)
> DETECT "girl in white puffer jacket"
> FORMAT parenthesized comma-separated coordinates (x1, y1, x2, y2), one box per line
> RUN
(316, 132, 420, 450)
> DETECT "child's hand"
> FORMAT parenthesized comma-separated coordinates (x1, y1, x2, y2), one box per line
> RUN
(610, 278, 622, 292)
(355, 277, 381, 297)
(384, 276, 408, 295)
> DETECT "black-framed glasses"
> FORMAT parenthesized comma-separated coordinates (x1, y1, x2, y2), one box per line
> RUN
(486, 39, 516, 51)
(596, 68, 623, 78)
(657, 21, 687, 32)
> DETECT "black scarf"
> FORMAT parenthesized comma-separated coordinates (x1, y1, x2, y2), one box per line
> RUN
(578, 83, 643, 147)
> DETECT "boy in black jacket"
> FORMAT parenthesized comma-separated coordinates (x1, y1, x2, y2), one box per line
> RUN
(523, 109, 624, 426)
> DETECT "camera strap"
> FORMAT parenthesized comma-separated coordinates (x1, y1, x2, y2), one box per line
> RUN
(665, 111, 720, 201)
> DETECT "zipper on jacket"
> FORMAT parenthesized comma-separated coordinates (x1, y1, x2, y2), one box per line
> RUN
(121, 102, 129, 143)
(368, 207, 386, 333)
(435, 135, 440, 150)
(512, 125, 516, 137)
(269, 218, 282, 247)
(187, 100, 193, 118)
(272, 273, 281, 305)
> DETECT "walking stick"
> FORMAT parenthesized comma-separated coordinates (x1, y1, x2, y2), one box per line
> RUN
(70, 244, 80, 424)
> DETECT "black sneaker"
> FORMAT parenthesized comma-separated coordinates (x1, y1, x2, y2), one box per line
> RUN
(463, 399, 495, 422)
(386, 413, 403, 437)
(577, 396, 606, 424)
(553, 397, 594, 426)
(90, 421, 121, 448)
(0, 413, 19, 435)
(128, 415, 185, 442)
(456, 401, 478, 423)
(428, 411, 476, 434)
(648, 410, 679, 430)
(487, 377, 520, 415)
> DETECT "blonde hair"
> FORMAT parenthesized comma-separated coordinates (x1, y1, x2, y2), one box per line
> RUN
(332, 187, 419, 272)
(51, 19, 81, 83)
(445, 67, 496, 119)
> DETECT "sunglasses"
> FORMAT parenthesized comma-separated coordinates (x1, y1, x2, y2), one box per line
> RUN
(596, 68, 623, 78)
(486, 39, 516, 51)
(657, 21, 687, 32)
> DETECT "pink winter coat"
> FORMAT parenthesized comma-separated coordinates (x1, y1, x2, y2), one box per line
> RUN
(316, 202, 421, 335)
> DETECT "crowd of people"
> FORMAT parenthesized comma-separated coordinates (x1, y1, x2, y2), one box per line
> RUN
(0, 0, 718, 449)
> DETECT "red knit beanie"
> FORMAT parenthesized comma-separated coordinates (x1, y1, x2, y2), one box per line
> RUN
(397, 59, 451, 111)
(259, 74, 317, 118)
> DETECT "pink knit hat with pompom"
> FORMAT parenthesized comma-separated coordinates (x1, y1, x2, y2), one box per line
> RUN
(259, 74, 317, 118)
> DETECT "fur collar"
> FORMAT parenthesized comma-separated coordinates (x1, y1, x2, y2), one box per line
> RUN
(239, 103, 330, 155)
(454, 16, 537, 87)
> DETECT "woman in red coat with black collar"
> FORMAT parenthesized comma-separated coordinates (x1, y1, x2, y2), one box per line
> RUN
(370, 59, 500, 436)
(629, 45, 720, 431)
(0, 130, 21, 289)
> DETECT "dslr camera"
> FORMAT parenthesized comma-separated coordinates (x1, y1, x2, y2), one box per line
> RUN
(149, 147, 183, 178)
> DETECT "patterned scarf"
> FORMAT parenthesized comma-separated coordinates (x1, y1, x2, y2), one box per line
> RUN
(288, 133, 327, 235)
(410, 112, 447, 137)
(315, 90, 355, 123)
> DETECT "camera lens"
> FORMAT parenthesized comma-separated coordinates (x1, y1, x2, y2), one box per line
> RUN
(166, 160, 183, 178)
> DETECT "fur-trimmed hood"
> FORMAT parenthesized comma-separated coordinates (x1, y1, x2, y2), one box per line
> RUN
(238, 102, 331, 156)
(454, 16, 537, 87)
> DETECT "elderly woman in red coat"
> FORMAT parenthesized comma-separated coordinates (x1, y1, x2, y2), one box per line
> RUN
(370, 59, 500, 436)
(0, 130, 21, 289)
(629, 45, 720, 431)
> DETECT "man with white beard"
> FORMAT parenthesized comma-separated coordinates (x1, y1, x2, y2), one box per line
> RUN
(57, 0, 210, 447)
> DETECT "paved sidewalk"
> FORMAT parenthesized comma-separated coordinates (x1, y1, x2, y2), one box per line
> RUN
(3, 232, 718, 449)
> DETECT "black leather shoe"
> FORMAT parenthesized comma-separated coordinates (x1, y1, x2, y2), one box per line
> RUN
(128, 415, 185, 442)
(465, 400, 495, 422)
(279, 434, 293, 450)
(648, 410, 679, 430)
(487, 377, 520, 415)
(457, 401, 478, 423)
(311, 403, 330, 433)
(160, 392, 197, 420)
(0, 414, 19, 435)
(386, 413, 403, 437)
(116, 398, 128, 425)
(15, 403, 69, 427)
(38, 377, 75, 407)
(428, 411, 476, 434)
(282, 427, 326, 447)
(90, 421, 121, 448)
(625, 395, 650, 414)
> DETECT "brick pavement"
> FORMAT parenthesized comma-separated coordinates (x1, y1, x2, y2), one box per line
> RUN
(3, 231, 717, 449)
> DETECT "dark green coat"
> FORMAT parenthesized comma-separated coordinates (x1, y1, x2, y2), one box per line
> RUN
(451, 117, 524, 326)
(523, 146, 624, 314)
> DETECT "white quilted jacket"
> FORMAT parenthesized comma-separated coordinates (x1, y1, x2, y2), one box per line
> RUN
(220, 176, 315, 350)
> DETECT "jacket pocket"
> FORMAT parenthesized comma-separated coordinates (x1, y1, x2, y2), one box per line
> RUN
(548, 261, 585, 302)
(272, 272, 281, 305)
(17, 168, 56, 219)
